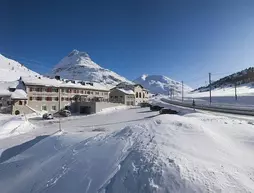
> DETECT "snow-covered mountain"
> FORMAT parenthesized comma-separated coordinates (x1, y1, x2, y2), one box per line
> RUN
(51, 50, 132, 85)
(134, 74, 193, 95)
(0, 54, 39, 82)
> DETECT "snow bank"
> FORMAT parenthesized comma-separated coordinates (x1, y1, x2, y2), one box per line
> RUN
(97, 105, 130, 114)
(0, 114, 35, 139)
(150, 96, 196, 115)
(1, 110, 254, 192)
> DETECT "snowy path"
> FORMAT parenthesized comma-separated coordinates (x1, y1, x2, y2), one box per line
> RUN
(1, 108, 254, 192)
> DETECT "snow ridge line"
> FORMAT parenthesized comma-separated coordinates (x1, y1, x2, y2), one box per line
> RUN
(98, 123, 163, 193)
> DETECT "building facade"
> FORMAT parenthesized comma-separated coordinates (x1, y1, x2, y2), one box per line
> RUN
(25, 84, 110, 114)
(109, 88, 135, 105)
(115, 83, 149, 105)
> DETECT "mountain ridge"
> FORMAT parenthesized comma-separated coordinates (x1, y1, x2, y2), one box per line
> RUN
(51, 49, 132, 85)
(193, 67, 254, 92)
(0, 54, 39, 82)
(134, 74, 193, 95)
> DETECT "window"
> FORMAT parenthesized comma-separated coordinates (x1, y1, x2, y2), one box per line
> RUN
(87, 91, 90, 94)
(29, 97, 33, 101)
(61, 89, 65, 93)
(95, 91, 99, 95)
(90, 91, 93, 94)
(104, 92, 108, 95)
(54, 97, 59, 101)
(36, 97, 42, 101)
(52, 106, 56, 111)
(46, 97, 52, 101)
(24, 101, 27, 105)
(53, 88, 58, 92)
(46, 87, 52, 92)
(115, 96, 118, 99)
(29, 87, 33, 92)
(19, 101, 23, 105)
(110, 96, 113, 98)
(36, 87, 42, 92)
(136, 92, 138, 98)
(143, 93, 145, 98)
(120, 96, 123, 98)
(139, 92, 141, 98)
(42, 105, 47, 111)
(80, 90, 84, 94)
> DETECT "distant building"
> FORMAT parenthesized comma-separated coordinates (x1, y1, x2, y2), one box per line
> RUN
(0, 80, 28, 114)
(109, 88, 135, 105)
(113, 82, 149, 105)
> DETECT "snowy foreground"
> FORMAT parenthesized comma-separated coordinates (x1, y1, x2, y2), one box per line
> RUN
(1, 107, 254, 193)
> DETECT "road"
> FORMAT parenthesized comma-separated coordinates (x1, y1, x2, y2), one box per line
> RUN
(161, 98, 254, 116)
(0, 107, 158, 151)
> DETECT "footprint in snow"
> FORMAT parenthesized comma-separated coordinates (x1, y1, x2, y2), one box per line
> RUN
(155, 119, 162, 125)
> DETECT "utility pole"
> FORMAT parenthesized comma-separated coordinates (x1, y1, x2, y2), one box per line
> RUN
(235, 82, 237, 101)
(181, 81, 184, 102)
(209, 73, 212, 105)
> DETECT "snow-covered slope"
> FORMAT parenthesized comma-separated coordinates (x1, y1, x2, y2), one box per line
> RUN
(134, 74, 192, 95)
(0, 54, 39, 82)
(51, 50, 132, 85)
(1, 107, 254, 193)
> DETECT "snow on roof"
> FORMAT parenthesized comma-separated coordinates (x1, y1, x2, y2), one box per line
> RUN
(11, 89, 27, 100)
(117, 88, 135, 95)
(0, 80, 27, 99)
(21, 76, 110, 91)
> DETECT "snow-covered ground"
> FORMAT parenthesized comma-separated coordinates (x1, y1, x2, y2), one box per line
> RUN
(187, 82, 254, 106)
(1, 105, 254, 193)
(0, 114, 35, 139)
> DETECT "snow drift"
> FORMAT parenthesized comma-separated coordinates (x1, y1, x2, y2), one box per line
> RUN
(1, 112, 254, 193)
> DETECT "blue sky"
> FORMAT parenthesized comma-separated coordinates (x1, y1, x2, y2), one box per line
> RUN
(1, 0, 254, 88)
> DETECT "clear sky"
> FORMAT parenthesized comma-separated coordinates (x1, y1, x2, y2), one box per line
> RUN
(1, 0, 254, 88)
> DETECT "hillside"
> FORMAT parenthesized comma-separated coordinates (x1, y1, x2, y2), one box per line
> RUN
(0, 54, 39, 82)
(134, 74, 192, 95)
(51, 50, 132, 85)
(193, 67, 254, 92)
